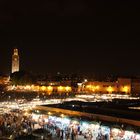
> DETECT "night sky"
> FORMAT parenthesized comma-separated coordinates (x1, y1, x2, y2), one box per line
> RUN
(0, 0, 140, 76)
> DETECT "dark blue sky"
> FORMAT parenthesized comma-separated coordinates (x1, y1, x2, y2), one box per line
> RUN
(0, 0, 140, 75)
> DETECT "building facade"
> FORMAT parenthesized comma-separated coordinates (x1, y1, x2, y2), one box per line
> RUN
(79, 78, 131, 94)
(12, 48, 19, 73)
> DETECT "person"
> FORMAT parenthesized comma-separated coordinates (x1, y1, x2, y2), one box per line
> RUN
(60, 129, 64, 139)
(65, 130, 70, 140)
(78, 125, 80, 134)
(71, 129, 75, 140)
(41, 135, 44, 139)
(0, 129, 2, 137)
(56, 128, 60, 137)
(88, 133, 93, 140)
(104, 134, 109, 140)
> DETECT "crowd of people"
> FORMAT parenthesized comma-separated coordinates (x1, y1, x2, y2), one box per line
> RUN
(0, 108, 139, 140)
(31, 114, 110, 140)
(34, 115, 140, 140)
(0, 110, 35, 139)
(46, 123, 97, 140)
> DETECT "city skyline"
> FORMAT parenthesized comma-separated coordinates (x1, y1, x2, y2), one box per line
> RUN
(0, 46, 140, 76)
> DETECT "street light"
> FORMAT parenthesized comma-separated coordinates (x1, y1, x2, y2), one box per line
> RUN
(84, 79, 88, 82)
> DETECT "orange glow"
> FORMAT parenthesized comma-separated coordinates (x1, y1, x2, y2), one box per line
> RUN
(92, 88, 95, 92)
(25, 85, 31, 90)
(122, 86, 129, 93)
(58, 86, 64, 92)
(48, 112, 52, 115)
(107, 86, 114, 93)
(86, 85, 100, 92)
(35, 86, 40, 91)
(65, 86, 72, 92)
(95, 85, 100, 90)
(91, 86, 95, 91)
(61, 114, 64, 118)
(41, 86, 46, 91)
(31, 85, 35, 90)
(86, 85, 92, 89)
(47, 86, 53, 92)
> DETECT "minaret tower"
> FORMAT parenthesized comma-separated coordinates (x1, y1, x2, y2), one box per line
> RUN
(12, 48, 19, 73)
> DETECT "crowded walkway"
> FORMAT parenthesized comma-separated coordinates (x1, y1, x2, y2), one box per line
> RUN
(0, 110, 34, 139)
(0, 109, 140, 140)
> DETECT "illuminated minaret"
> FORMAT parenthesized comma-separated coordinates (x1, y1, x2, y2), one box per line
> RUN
(12, 48, 19, 73)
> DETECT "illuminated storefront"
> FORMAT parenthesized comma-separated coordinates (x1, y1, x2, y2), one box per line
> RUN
(30, 111, 140, 140)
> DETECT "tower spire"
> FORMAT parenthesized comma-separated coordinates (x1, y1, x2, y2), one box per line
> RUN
(12, 48, 19, 73)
